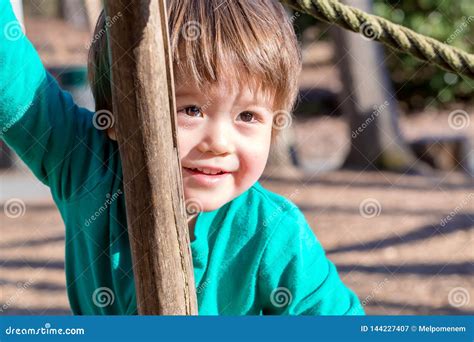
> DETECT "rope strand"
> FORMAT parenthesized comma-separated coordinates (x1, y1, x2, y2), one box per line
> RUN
(281, 0, 474, 78)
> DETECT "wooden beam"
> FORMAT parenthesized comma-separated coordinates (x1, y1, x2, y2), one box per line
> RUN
(104, 0, 198, 315)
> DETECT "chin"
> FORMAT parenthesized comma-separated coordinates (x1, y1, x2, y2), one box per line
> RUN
(200, 201, 227, 212)
(183, 187, 234, 213)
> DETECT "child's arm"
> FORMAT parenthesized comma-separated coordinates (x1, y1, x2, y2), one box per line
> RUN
(258, 207, 365, 315)
(0, 0, 110, 200)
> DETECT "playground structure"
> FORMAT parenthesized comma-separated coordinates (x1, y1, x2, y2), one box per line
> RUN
(104, 0, 197, 315)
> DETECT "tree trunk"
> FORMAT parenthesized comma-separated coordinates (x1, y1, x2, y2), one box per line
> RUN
(104, 0, 198, 315)
(264, 128, 301, 179)
(335, 0, 429, 173)
(61, 0, 88, 29)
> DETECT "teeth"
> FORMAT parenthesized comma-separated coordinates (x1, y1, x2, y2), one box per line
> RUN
(192, 167, 222, 175)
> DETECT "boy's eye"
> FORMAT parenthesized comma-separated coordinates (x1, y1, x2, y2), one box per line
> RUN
(183, 106, 203, 117)
(237, 111, 256, 123)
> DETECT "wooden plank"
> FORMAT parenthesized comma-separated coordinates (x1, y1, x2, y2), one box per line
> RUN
(104, 0, 198, 315)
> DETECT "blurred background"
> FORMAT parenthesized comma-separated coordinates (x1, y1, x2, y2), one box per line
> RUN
(1, 0, 473, 315)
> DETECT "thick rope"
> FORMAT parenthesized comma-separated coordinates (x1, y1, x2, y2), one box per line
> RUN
(281, 0, 474, 78)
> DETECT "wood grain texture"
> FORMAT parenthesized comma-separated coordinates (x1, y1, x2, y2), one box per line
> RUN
(104, 0, 198, 315)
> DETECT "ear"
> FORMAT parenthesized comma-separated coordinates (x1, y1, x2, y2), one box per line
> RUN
(107, 127, 117, 141)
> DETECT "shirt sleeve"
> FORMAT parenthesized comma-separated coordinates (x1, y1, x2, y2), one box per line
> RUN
(0, 0, 113, 200)
(258, 206, 365, 315)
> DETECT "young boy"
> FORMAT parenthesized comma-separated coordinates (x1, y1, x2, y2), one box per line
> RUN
(1, 0, 364, 315)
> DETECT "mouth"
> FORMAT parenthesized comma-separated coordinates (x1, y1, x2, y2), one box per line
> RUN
(183, 167, 229, 176)
(182, 166, 232, 186)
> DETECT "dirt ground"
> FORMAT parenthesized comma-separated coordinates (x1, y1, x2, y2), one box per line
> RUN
(263, 164, 473, 315)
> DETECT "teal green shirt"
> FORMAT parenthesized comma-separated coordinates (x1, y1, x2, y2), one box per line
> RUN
(0, 0, 363, 315)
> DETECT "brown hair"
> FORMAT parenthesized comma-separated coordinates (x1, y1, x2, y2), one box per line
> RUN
(88, 0, 301, 119)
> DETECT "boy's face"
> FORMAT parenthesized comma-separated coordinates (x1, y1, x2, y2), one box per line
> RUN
(175, 78, 274, 212)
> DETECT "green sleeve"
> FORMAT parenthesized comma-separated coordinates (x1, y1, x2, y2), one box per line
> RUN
(0, 0, 113, 200)
(258, 207, 365, 315)
(0, 0, 43, 129)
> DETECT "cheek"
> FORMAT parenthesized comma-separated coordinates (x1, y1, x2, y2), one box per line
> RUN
(177, 125, 197, 159)
(235, 133, 271, 186)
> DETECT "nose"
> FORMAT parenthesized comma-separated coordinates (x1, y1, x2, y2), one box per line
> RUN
(197, 119, 234, 155)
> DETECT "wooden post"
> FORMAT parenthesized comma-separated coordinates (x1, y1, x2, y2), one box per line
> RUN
(104, 0, 198, 315)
